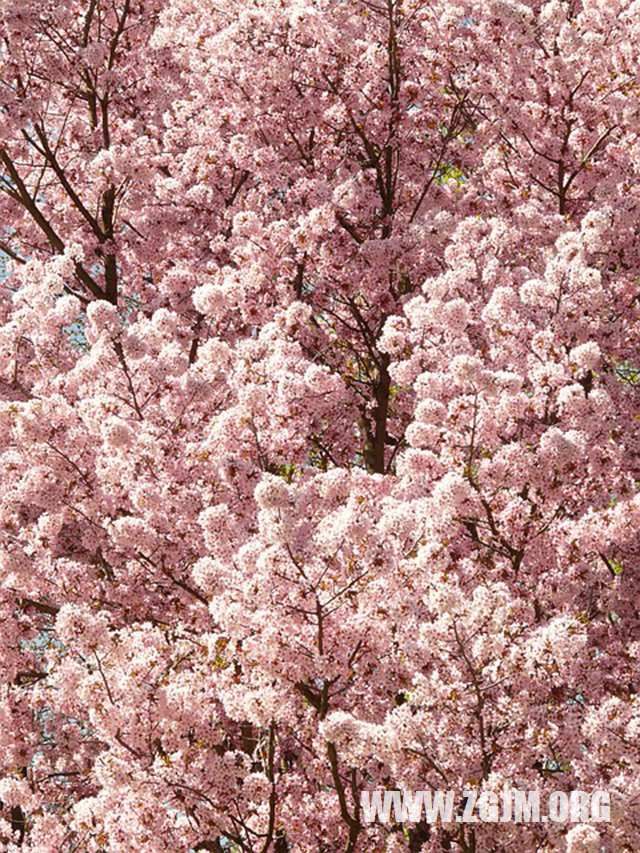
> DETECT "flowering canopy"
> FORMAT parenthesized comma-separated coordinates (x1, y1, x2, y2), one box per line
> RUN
(0, 0, 639, 851)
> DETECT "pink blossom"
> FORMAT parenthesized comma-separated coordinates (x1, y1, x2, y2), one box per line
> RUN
(0, 0, 637, 849)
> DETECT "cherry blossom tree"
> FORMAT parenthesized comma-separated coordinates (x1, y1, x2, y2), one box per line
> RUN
(0, 0, 639, 851)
